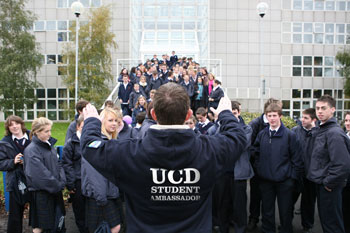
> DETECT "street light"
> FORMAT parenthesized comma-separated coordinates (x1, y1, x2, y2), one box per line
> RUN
(71, 1, 84, 108)
(336, 64, 344, 120)
(257, 2, 268, 113)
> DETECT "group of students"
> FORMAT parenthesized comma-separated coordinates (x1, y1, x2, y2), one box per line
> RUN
(1, 81, 350, 233)
(117, 53, 225, 121)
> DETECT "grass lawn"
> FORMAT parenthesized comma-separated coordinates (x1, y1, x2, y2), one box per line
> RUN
(0, 122, 70, 194)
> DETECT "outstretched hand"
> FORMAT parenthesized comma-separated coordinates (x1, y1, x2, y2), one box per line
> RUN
(82, 104, 101, 122)
(210, 96, 232, 119)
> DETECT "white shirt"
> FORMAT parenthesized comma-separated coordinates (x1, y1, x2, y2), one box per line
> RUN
(12, 133, 29, 145)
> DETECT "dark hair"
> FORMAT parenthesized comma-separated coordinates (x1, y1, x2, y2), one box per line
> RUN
(214, 79, 221, 85)
(153, 83, 190, 125)
(264, 98, 282, 112)
(195, 107, 207, 117)
(76, 115, 84, 128)
(232, 101, 240, 112)
(76, 100, 89, 113)
(120, 68, 128, 75)
(136, 112, 146, 124)
(104, 100, 114, 108)
(265, 103, 282, 116)
(5, 115, 27, 136)
(317, 95, 336, 108)
(345, 111, 350, 118)
(302, 108, 317, 120)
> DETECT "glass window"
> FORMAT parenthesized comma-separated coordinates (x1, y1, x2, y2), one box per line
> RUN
(47, 89, 56, 98)
(303, 67, 312, 76)
(37, 89, 45, 98)
(144, 21, 155, 29)
(346, 35, 350, 45)
(27, 111, 34, 120)
(293, 67, 302, 76)
(304, 0, 313, 10)
(171, 7, 182, 17)
(48, 111, 57, 121)
(302, 101, 311, 109)
(26, 102, 34, 110)
(171, 32, 182, 39)
(315, 23, 324, 33)
(171, 21, 182, 30)
(348, 2, 350, 10)
(57, 21, 67, 30)
(171, 40, 183, 45)
(325, 1, 335, 10)
(336, 24, 345, 33)
(314, 34, 323, 43)
(293, 23, 302, 32)
(304, 56, 312, 65)
(292, 89, 301, 98)
(184, 7, 195, 17)
(184, 32, 195, 39)
(325, 35, 334, 44)
(282, 100, 290, 109)
(314, 89, 322, 98)
(47, 55, 56, 64)
(58, 32, 68, 42)
(324, 68, 333, 77)
(336, 1, 346, 10)
(25, 89, 34, 98)
(68, 0, 75, 7)
(91, 0, 101, 7)
(325, 24, 334, 33)
(48, 100, 56, 109)
(345, 101, 350, 110)
(293, 101, 301, 109)
(325, 57, 333, 66)
(144, 32, 155, 39)
(184, 22, 195, 30)
(293, 0, 302, 9)
(293, 34, 302, 43)
(324, 90, 332, 96)
(58, 89, 67, 98)
(59, 111, 69, 120)
(34, 21, 45, 31)
(144, 6, 155, 16)
(293, 56, 302, 65)
(314, 57, 323, 66)
(37, 100, 45, 109)
(157, 21, 168, 30)
(59, 100, 67, 109)
(304, 34, 313, 43)
(314, 1, 324, 10)
(58, 0, 67, 7)
(293, 111, 301, 118)
(80, 0, 89, 7)
(46, 21, 56, 30)
(304, 23, 312, 32)
(336, 35, 345, 44)
(303, 89, 311, 98)
(157, 32, 168, 39)
(314, 68, 323, 77)
(347, 24, 350, 34)
(36, 111, 46, 118)
(159, 6, 168, 16)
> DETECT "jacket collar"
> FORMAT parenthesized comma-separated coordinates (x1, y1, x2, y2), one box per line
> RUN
(265, 121, 286, 137)
(32, 136, 57, 149)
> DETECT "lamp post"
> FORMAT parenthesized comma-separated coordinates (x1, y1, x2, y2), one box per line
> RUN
(336, 64, 344, 120)
(257, 2, 268, 113)
(71, 1, 84, 108)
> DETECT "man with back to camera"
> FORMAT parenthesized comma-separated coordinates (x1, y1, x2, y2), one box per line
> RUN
(304, 95, 350, 233)
(80, 82, 247, 233)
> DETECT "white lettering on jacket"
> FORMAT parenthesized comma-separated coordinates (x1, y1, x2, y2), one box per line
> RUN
(150, 168, 200, 185)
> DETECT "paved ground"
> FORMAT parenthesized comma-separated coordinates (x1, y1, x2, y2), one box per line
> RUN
(0, 196, 323, 233)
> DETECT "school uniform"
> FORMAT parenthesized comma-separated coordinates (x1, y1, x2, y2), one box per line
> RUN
(24, 136, 66, 231)
(0, 132, 31, 233)
(80, 110, 247, 233)
(252, 123, 303, 233)
(118, 82, 133, 116)
(208, 86, 224, 110)
(195, 119, 214, 135)
(304, 118, 350, 233)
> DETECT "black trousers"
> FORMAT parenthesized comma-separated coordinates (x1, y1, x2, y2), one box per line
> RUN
(71, 180, 88, 233)
(212, 174, 232, 233)
(260, 178, 294, 233)
(249, 175, 262, 222)
(300, 178, 316, 229)
(231, 180, 248, 233)
(343, 185, 350, 233)
(316, 184, 345, 233)
(7, 191, 25, 233)
(121, 104, 131, 116)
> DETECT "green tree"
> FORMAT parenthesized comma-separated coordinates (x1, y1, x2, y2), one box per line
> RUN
(62, 6, 117, 109)
(336, 48, 350, 96)
(0, 0, 42, 117)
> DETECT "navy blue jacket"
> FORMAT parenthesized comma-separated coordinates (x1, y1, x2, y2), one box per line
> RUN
(62, 133, 82, 190)
(118, 82, 133, 103)
(129, 91, 143, 110)
(138, 118, 157, 139)
(252, 123, 303, 182)
(249, 114, 269, 147)
(181, 82, 194, 98)
(304, 117, 350, 188)
(147, 77, 163, 91)
(24, 136, 66, 194)
(208, 87, 224, 109)
(292, 125, 312, 174)
(195, 122, 214, 135)
(81, 110, 247, 233)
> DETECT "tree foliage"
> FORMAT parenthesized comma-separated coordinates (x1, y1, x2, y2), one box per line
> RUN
(62, 6, 117, 108)
(0, 0, 42, 116)
(336, 48, 350, 96)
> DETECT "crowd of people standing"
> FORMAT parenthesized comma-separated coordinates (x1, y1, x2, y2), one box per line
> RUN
(0, 53, 349, 233)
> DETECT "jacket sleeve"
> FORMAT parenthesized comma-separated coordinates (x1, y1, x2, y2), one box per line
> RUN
(0, 144, 16, 171)
(62, 141, 76, 190)
(188, 84, 194, 97)
(288, 131, 304, 180)
(323, 129, 350, 188)
(64, 122, 76, 144)
(24, 148, 63, 194)
(129, 93, 135, 109)
(209, 110, 248, 178)
(250, 131, 261, 168)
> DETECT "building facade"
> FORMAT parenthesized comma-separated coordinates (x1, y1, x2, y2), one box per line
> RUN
(11, 0, 350, 121)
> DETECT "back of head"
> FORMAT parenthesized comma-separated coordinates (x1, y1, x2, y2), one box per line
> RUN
(153, 83, 190, 125)
(30, 117, 53, 139)
(264, 98, 282, 112)
(231, 101, 240, 112)
(76, 100, 89, 113)
(136, 112, 146, 124)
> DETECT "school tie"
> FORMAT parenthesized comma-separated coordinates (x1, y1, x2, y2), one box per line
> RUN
(270, 130, 276, 137)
